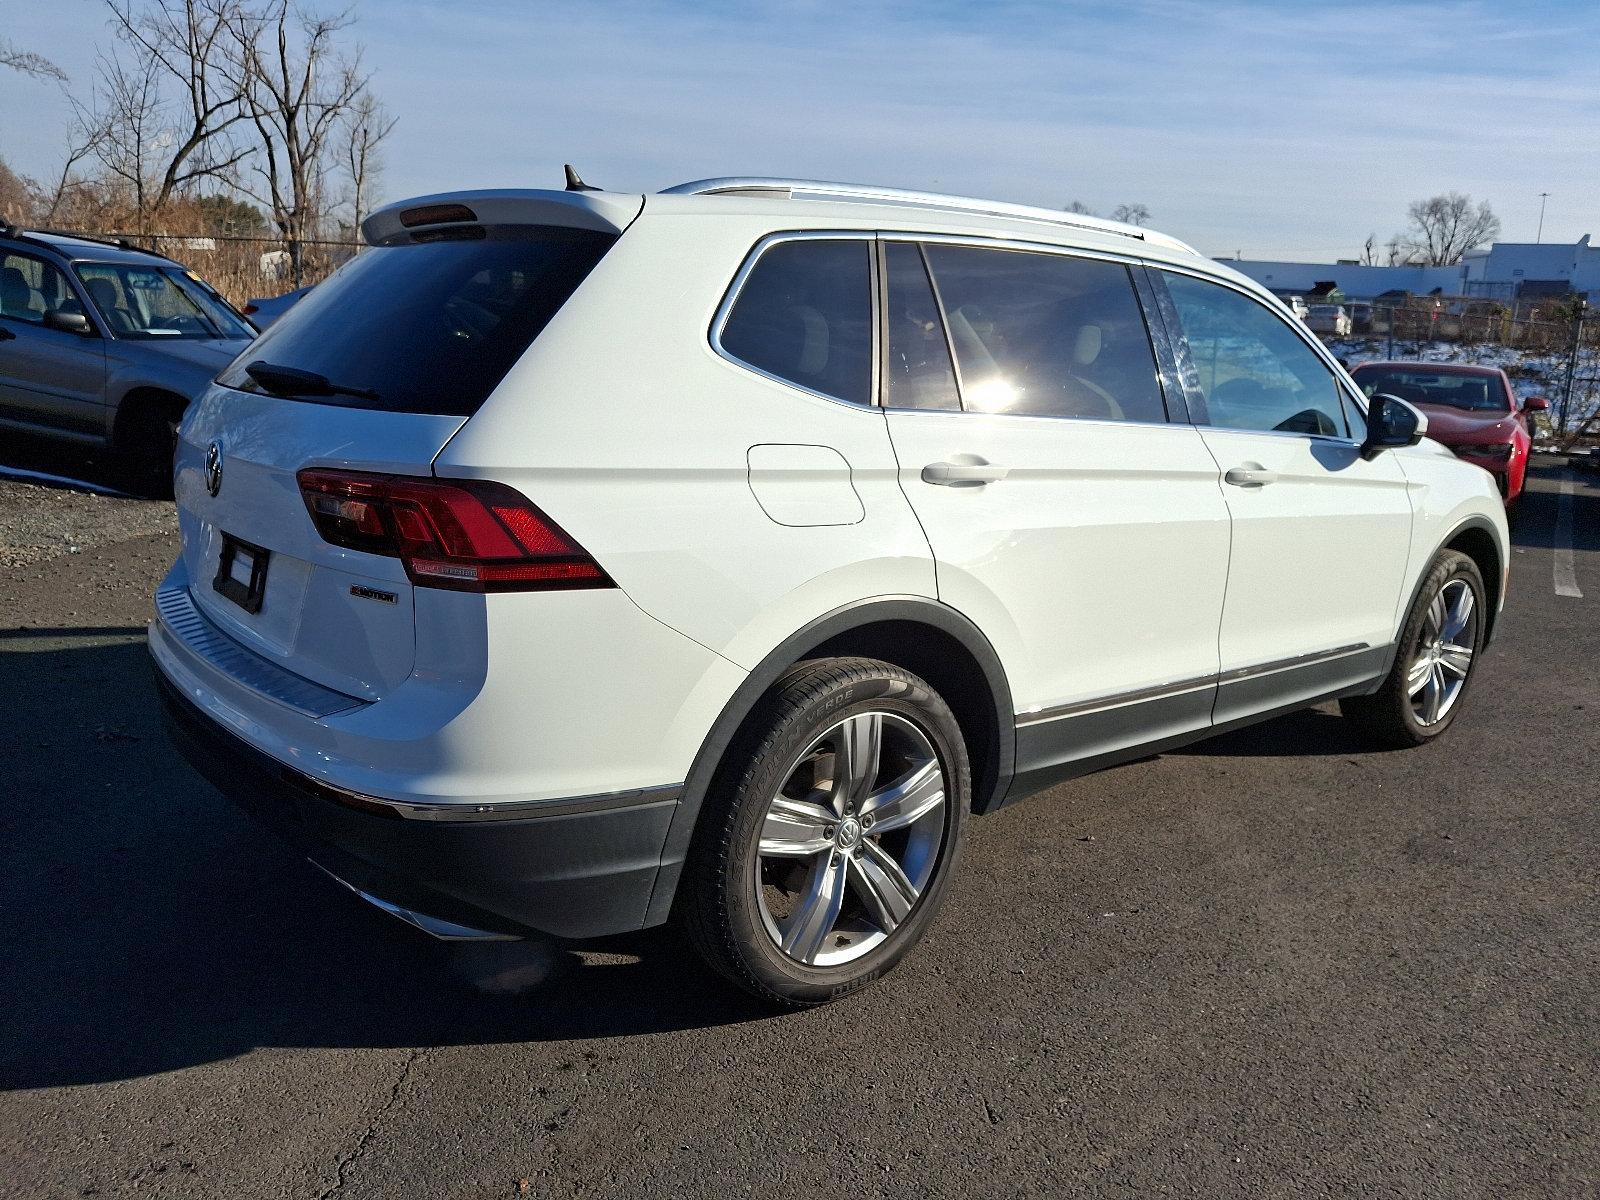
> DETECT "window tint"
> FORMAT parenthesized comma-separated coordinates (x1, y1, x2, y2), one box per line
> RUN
(1163, 273, 1348, 437)
(217, 226, 615, 416)
(883, 241, 960, 411)
(0, 252, 78, 326)
(921, 244, 1165, 421)
(720, 239, 873, 405)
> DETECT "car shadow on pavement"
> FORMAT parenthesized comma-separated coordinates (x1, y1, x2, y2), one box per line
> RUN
(1174, 707, 1387, 759)
(0, 633, 772, 1091)
(0, 431, 136, 496)
(1512, 461, 1600, 551)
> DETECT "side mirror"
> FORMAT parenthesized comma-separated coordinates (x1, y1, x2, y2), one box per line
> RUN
(1522, 395, 1550, 412)
(1361, 393, 1427, 460)
(44, 308, 94, 336)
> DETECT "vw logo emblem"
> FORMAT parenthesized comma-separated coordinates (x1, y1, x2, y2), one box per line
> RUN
(204, 441, 224, 498)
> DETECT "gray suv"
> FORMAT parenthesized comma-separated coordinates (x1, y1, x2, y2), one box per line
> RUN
(0, 228, 256, 489)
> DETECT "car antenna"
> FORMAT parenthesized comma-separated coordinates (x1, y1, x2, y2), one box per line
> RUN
(564, 164, 599, 193)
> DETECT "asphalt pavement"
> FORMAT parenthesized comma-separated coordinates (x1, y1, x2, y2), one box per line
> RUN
(1, 461, 1595, 1199)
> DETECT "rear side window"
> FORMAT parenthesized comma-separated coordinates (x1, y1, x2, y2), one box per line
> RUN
(0, 252, 76, 324)
(1162, 272, 1348, 437)
(719, 238, 872, 405)
(921, 244, 1167, 422)
(218, 226, 615, 415)
(883, 241, 960, 411)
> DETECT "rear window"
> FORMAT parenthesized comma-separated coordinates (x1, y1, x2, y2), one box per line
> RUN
(218, 226, 615, 415)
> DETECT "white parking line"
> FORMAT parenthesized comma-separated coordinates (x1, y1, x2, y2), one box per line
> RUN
(1555, 473, 1583, 599)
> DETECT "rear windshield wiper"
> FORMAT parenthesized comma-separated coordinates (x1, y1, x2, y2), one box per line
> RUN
(244, 360, 379, 402)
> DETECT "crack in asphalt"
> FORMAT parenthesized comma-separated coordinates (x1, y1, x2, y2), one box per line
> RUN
(318, 1047, 430, 1199)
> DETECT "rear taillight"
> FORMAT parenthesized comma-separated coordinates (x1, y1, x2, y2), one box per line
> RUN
(296, 469, 611, 593)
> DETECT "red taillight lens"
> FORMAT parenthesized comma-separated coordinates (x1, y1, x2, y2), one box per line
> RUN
(296, 469, 611, 593)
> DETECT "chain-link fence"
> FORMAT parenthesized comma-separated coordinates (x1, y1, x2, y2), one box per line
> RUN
(55, 230, 362, 307)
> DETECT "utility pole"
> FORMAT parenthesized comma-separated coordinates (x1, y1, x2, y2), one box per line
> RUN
(1537, 192, 1550, 244)
(1559, 297, 1587, 434)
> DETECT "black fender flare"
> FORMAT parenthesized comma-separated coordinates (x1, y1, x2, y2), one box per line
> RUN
(641, 595, 1015, 927)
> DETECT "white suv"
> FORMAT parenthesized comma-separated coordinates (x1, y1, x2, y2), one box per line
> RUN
(150, 176, 1508, 1005)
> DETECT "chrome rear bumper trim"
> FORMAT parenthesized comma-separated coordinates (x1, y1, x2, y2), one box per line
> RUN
(153, 583, 367, 719)
(312, 865, 521, 941)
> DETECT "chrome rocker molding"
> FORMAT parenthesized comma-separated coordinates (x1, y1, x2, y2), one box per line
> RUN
(1017, 642, 1371, 728)
(1003, 641, 1393, 805)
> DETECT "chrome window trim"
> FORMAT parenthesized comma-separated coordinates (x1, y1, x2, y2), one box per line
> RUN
(709, 229, 881, 411)
(1016, 642, 1372, 728)
(1152, 261, 1372, 439)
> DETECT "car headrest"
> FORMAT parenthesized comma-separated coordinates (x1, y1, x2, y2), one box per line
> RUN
(85, 277, 122, 311)
(1072, 324, 1103, 366)
(0, 266, 33, 313)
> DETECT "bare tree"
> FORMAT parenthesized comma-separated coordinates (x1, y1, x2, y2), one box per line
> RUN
(1111, 202, 1150, 227)
(76, 50, 164, 225)
(1398, 192, 1501, 266)
(102, 0, 255, 213)
(1, 36, 67, 81)
(1064, 200, 1095, 215)
(1358, 234, 1378, 267)
(340, 90, 394, 232)
(228, 1, 368, 284)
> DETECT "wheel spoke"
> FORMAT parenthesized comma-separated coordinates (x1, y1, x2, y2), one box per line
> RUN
(1407, 655, 1433, 696)
(759, 795, 836, 858)
(860, 759, 944, 834)
(1422, 664, 1445, 724)
(1438, 643, 1473, 679)
(1425, 591, 1447, 639)
(848, 840, 920, 934)
(781, 853, 848, 964)
(1443, 585, 1475, 642)
(830, 712, 883, 815)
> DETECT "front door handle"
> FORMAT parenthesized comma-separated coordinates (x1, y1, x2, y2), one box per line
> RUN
(922, 458, 1009, 487)
(0, 326, 15, 341)
(1224, 464, 1279, 488)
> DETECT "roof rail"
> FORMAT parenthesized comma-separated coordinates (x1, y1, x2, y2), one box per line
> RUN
(660, 177, 1197, 254)
(10, 227, 180, 263)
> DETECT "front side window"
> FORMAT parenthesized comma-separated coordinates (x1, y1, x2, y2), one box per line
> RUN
(883, 241, 960, 411)
(1163, 273, 1348, 437)
(719, 238, 873, 405)
(0, 252, 78, 326)
(921, 244, 1166, 422)
(76, 263, 254, 340)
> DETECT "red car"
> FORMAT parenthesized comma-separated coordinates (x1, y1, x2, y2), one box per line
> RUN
(1348, 361, 1548, 504)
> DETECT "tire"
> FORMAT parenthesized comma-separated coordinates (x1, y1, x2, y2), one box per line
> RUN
(1340, 549, 1486, 748)
(681, 657, 970, 1007)
(120, 399, 184, 500)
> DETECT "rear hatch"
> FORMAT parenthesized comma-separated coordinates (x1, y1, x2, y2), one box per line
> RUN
(172, 191, 637, 702)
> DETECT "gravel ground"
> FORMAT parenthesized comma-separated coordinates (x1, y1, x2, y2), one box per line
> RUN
(0, 477, 177, 570)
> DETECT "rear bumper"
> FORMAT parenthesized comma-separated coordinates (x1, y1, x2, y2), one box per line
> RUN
(156, 669, 681, 939)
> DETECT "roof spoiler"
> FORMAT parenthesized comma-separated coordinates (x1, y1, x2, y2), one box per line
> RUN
(362, 188, 642, 246)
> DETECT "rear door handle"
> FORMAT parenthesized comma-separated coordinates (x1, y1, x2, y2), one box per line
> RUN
(1224, 465, 1279, 488)
(922, 459, 1009, 486)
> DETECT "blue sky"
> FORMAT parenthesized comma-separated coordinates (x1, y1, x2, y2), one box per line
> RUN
(3, 0, 1596, 260)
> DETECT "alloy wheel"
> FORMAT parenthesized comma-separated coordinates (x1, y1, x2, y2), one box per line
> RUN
(1408, 577, 1477, 727)
(754, 711, 947, 967)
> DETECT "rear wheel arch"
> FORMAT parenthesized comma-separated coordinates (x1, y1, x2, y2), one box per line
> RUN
(646, 598, 1016, 928)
